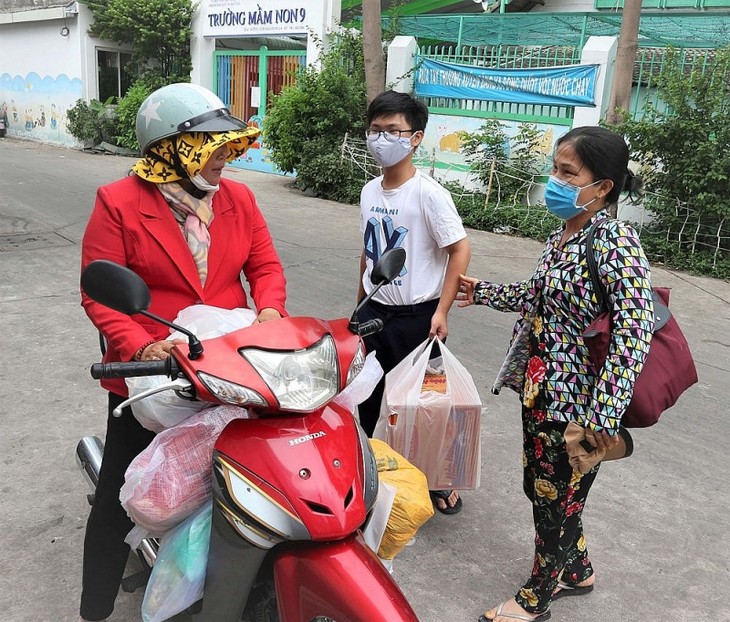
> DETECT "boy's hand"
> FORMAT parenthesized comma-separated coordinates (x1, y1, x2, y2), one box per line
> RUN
(429, 309, 448, 340)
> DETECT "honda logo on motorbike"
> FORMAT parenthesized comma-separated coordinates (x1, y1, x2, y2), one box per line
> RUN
(289, 431, 327, 446)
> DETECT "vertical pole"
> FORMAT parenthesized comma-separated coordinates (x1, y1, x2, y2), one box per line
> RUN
(363, 0, 386, 102)
(212, 51, 219, 100)
(607, 0, 642, 125)
(484, 157, 497, 207)
(579, 14, 588, 50)
(258, 47, 268, 115)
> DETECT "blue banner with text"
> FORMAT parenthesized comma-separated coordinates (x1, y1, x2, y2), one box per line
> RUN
(415, 58, 598, 107)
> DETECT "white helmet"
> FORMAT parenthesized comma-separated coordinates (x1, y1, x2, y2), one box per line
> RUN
(135, 83, 247, 154)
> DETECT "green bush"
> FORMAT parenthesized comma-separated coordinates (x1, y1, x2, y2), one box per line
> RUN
(66, 98, 116, 145)
(264, 31, 368, 199)
(82, 0, 194, 81)
(609, 47, 730, 279)
(448, 182, 560, 242)
(114, 81, 153, 151)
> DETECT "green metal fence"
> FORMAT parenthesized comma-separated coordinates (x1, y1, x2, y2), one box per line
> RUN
(629, 47, 717, 119)
(417, 42, 721, 123)
(417, 44, 581, 125)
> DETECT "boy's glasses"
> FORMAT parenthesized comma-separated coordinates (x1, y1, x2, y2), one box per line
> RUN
(365, 128, 417, 142)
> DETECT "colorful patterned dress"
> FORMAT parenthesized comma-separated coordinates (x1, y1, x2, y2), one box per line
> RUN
(473, 214, 654, 613)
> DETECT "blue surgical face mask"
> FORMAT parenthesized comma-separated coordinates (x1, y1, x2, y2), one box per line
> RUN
(544, 175, 601, 220)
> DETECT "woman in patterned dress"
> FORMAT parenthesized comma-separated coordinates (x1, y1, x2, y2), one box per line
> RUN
(457, 126, 654, 622)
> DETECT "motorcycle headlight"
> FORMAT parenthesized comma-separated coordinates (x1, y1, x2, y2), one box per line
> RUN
(197, 372, 268, 407)
(240, 335, 339, 411)
(346, 342, 366, 386)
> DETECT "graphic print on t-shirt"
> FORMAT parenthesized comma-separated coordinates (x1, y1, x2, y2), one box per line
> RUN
(364, 215, 408, 278)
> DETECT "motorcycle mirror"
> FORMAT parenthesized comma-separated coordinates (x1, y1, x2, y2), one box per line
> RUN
(349, 247, 407, 334)
(81, 260, 151, 315)
(370, 247, 406, 286)
(80, 259, 204, 360)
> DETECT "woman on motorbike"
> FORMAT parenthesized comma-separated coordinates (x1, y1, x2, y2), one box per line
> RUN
(78, 83, 287, 622)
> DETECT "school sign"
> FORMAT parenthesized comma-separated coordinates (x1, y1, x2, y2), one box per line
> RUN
(202, 0, 327, 37)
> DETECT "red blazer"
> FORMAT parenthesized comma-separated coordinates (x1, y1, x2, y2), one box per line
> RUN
(81, 175, 287, 396)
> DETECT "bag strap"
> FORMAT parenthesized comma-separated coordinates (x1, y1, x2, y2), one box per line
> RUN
(586, 219, 670, 332)
(584, 218, 610, 313)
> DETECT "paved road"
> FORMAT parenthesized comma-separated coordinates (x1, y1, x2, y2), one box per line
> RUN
(1, 137, 729, 622)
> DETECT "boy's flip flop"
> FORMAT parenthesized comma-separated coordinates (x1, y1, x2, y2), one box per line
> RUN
(429, 489, 463, 514)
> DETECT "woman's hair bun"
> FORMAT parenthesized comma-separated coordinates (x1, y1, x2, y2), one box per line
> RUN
(623, 169, 644, 203)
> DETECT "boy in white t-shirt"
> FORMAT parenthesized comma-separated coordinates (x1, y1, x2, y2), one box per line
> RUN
(356, 90, 471, 514)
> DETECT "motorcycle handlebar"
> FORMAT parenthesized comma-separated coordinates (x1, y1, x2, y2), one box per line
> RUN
(357, 318, 384, 337)
(90, 358, 180, 380)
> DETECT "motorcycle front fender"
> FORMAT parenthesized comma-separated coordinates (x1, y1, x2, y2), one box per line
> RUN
(273, 533, 419, 622)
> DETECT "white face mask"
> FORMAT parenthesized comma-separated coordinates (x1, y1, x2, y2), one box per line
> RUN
(190, 173, 219, 192)
(366, 134, 414, 168)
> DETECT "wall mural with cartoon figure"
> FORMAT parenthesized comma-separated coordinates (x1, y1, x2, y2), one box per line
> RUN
(0, 72, 83, 145)
(416, 113, 568, 190)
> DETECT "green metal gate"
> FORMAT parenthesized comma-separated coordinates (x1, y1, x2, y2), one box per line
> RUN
(214, 47, 306, 173)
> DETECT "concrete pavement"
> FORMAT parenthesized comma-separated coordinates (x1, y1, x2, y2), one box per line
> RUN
(1, 136, 729, 622)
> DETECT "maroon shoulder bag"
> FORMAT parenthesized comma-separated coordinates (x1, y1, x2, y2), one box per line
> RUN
(582, 220, 698, 428)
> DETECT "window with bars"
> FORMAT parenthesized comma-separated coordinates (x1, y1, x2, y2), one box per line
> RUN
(97, 49, 133, 103)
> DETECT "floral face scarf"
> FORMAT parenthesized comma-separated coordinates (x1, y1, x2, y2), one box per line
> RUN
(132, 128, 260, 184)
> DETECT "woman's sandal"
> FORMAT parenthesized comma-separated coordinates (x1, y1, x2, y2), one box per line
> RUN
(477, 601, 551, 622)
(551, 580, 595, 600)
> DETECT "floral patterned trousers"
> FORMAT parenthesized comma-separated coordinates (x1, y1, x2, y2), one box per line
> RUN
(514, 409, 600, 614)
(514, 313, 601, 614)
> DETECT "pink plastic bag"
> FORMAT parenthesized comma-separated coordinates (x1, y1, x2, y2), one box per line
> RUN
(120, 405, 248, 545)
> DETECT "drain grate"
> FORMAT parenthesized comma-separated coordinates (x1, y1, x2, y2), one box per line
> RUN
(0, 232, 74, 252)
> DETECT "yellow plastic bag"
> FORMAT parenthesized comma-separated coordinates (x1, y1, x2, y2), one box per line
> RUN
(370, 439, 434, 560)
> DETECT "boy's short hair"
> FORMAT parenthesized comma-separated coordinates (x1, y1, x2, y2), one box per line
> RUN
(366, 91, 429, 132)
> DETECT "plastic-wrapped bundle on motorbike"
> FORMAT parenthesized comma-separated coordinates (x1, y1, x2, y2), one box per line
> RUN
(121, 405, 249, 546)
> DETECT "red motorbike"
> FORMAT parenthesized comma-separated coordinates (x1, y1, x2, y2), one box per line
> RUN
(77, 249, 419, 622)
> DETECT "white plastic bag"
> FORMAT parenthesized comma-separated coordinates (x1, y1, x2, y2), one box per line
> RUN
(126, 305, 256, 432)
(332, 351, 383, 413)
(167, 305, 257, 342)
(374, 338, 482, 490)
(361, 480, 396, 555)
(141, 502, 212, 622)
(121, 405, 249, 547)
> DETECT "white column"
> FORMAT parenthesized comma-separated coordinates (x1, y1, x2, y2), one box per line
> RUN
(190, 5, 216, 90)
(386, 35, 418, 93)
(572, 36, 618, 128)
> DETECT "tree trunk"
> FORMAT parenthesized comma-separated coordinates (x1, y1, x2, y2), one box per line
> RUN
(606, 0, 642, 125)
(362, 0, 385, 103)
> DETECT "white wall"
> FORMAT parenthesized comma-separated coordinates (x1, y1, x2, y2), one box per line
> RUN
(0, 16, 84, 144)
(0, 4, 132, 146)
